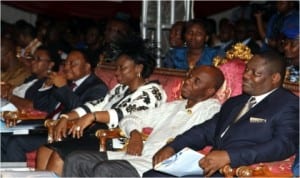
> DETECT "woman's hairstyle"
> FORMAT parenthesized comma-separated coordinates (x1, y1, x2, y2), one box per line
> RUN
(113, 33, 157, 79)
(185, 18, 210, 36)
(35, 45, 61, 72)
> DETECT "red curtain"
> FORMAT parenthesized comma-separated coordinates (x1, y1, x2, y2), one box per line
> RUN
(2, 1, 249, 20)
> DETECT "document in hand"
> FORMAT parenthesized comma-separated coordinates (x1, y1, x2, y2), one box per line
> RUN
(154, 147, 204, 176)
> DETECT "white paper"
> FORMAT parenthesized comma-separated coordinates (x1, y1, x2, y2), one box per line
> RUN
(0, 99, 17, 112)
(1, 171, 58, 178)
(0, 121, 41, 134)
(154, 147, 204, 176)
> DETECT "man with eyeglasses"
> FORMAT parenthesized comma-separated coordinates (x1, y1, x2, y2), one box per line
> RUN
(1, 48, 108, 162)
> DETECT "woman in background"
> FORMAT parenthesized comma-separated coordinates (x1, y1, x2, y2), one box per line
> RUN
(163, 18, 217, 71)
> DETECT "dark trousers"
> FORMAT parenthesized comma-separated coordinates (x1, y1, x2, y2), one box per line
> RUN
(1, 134, 47, 162)
(143, 169, 221, 177)
(143, 169, 175, 177)
(63, 150, 140, 177)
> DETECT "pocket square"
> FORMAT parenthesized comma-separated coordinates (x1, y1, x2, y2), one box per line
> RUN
(249, 117, 267, 123)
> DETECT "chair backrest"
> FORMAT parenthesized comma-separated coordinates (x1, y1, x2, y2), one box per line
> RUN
(215, 59, 245, 104)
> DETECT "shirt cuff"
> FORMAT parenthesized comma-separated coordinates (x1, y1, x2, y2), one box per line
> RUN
(107, 109, 119, 128)
(74, 107, 87, 117)
(120, 116, 142, 137)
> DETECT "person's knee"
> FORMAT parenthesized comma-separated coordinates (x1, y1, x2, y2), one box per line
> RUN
(51, 151, 61, 160)
(37, 146, 52, 156)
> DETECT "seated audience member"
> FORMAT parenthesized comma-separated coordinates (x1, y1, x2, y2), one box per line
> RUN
(14, 20, 42, 68)
(206, 18, 219, 48)
(143, 50, 299, 177)
(214, 18, 235, 57)
(281, 16, 299, 84)
(1, 46, 60, 111)
(44, 22, 72, 65)
(168, 21, 186, 49)
(254, 1, 298, 51)
(1, 37, 31, 87)
(62, 65, 225, 177)
(163, 21, 186, 65)
(1, 46, 59, 162)
(36, 35, 167, 175)
(163, 19, 217, 71)
(84, 23, 103, 67)
(233, 19, 261, 54)
(101, 18, 133, 62)
(1, 48, 108, 162)
(35, 48, 108, 118)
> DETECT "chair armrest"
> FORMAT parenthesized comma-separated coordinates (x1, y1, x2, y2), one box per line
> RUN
(220, 163, 293, 177)
(220, 165, 255, 177)
(44, 119, 59, 143)
(95, 128, 125, 152)
(44, 119, 74, 143)
(1, 110, 47, 126)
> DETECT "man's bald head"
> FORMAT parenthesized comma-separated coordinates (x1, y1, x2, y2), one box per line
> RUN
(182, 65, 224, 107)
(193, 65, 225, 92)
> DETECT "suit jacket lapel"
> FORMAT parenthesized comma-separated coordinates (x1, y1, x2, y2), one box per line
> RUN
(234, 88, 281, 122)
(74, 74, 94, 95)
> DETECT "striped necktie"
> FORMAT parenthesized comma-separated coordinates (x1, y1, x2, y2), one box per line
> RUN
(234, 97, 256, 122)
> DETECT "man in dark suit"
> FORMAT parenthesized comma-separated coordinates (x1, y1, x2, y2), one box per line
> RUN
(34, 49, 108, 119)
(144, 50, 299, 177)
(2, 49, 108, 162)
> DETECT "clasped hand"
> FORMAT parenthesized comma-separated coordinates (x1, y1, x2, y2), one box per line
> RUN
(53, 113, 94, 141)
(68, 113, 94, 139)
(126, 131, 143, 156)
(46, 72, 67, 88)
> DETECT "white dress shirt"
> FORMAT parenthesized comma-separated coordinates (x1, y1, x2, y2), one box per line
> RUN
(107, 98, 221, 176)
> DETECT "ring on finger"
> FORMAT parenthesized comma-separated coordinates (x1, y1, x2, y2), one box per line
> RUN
(76, 126, 80, 131)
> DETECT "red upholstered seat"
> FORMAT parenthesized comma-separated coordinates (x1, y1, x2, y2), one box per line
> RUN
(215, 59, 245, 104)
(25, 150, 37, 168)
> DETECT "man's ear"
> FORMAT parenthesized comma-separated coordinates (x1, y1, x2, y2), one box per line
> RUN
(272, 73, 281, 84)
(207, 87, 216, 97)
(85, 63, 91, 72)
(49, 61, 55, 69)
(205, 35, 209, 43)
